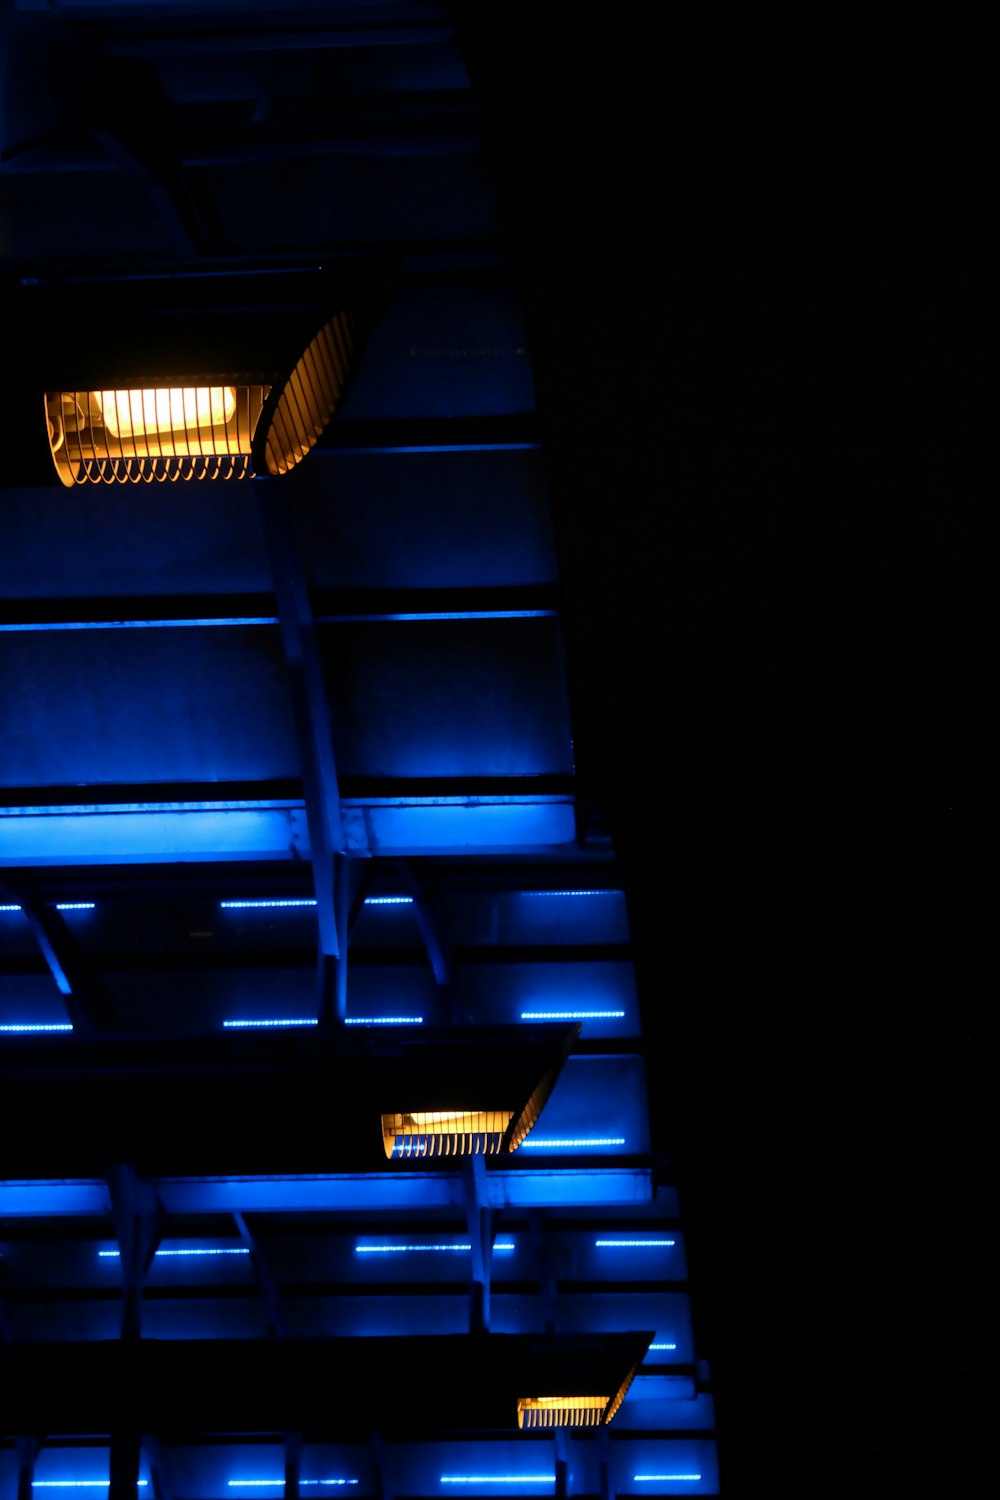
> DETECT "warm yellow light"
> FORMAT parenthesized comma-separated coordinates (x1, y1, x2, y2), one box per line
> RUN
(382, 1109, 515, 1158)
(517, 1396, 610, 1429)
(96, 385, 237, 438)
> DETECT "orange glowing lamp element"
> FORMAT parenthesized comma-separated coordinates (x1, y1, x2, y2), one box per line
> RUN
(517, 1396, 612, 1429)
(382, 1109, 515, 1159)
(95, 385, 237, 438)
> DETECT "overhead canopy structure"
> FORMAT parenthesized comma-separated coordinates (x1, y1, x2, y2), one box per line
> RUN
(0, 2, 718, 1496)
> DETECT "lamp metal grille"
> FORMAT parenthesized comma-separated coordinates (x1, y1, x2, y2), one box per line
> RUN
(45, 384, 267, 485)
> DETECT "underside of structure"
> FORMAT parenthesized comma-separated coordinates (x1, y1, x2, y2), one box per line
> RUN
(1, 3, 718, 1496)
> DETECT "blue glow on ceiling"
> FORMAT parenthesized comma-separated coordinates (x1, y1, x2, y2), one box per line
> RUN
(520, 1011, 625, 1020)
(355, 1242, 514, 1254)
(521, 1138, 625, 1148)
(0, 1023, 73, 1032)
(595, 1240, 676, 1248)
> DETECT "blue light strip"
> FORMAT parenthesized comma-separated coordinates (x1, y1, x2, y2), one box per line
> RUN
(344, 1016, 423, 1026)
(595, 1239, 676, 1247)
(521, 1138, 625, 1149)
(521, 1010, 625, 1020)
(223, 1017, 423, 1028)
(219, 896, 413, 909)
(522, 889, 621, 897)
(440, 1480, 554, 1487)
(220, 898, 316, 909)
(648, 1343, 678, 1351)
(99, 1247, 249, 1258)
(0, 903, 95, 912)
(322, 610, 556, 623)
(32, 1486, 148, 1491)
(228, 1483, 359, 1489)
(0, 1023, 73, 1033)
(633, 1478, 702, 1484)
(355, 1242, 514, 1254)
(1, 618, 277, 633)
(223, 1019, 317, 1029)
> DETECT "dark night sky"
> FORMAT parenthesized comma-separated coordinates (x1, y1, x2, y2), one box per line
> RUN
(452, 6, 989, 1492)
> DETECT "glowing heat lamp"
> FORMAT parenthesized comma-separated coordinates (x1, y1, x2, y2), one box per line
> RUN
(379, 1022, 580, 1159)
(382, 1109, 515, 1158)
(516, 1357, 640, 1428)
(96, 385, 237, 438)
(517, 1395, 610, 1429)
(29, 265, 392, 485)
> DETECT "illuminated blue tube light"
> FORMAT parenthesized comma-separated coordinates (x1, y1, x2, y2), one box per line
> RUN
(99, 1247, 249, 1258)
(520, 1011, 624, 1021)
(595, 1239, 675, 1248)
(223, 1017, 423, 1028)
(344, 1016, 423, 1026)
(522, 890, 620, 897)
(228, 1483, 359, 1489)
(355, 1242, 514, 1254)
(0, 1023, 74, 1033)
(1, 903, 95, 912)
(521, 1138, 624, 1149)
(633, 1478, 701, 1484)
(32, 1486, 148, 1491)
(440, 1480, 554, 1487)
(648, 1343, 678, 1351)
(219, 896, 413, 910)
(224, 1018, 317, 1029)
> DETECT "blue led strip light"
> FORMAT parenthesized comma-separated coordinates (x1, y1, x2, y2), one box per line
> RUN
(223, 1017, 423, 1028)
(32, 1486, 148, 1491)
(440, 1480, 554, 1487)
(595, 1239, 676, 1247)
(219, 896, 413, 909)
(0, 618, 278, 633)
(633, 1478, 702, 1484)
(0, 903, 95, 912)
(521, 1138, 625, 1149)
(1, 1024, 74, 1033)
(522, 889, 621, 897)
(520, 1010, 624, 1020)
(99, 1247, 249, 1258)
(648, 1343, 678, 1350)
(228, 1483, 359, 1490)
(355, 1242, 514, 1254)
(344, 1016, 423, 1026)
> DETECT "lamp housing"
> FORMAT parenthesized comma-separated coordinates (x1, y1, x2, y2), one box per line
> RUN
(23, 265, 389, 485)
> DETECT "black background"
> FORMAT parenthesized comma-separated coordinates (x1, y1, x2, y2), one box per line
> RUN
(452, 5, 989, 1493)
